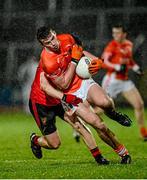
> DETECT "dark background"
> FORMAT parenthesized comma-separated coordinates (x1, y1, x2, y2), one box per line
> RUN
(0, 0, 147, 107)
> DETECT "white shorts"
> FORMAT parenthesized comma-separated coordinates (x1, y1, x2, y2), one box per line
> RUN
(62, 78, 97, 114)
(102, 73, 135, 98)
(72, 78, 97, 100)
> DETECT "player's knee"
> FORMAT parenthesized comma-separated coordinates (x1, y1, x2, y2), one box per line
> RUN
(102, 97, 112, 109)
(74, 122, 82, 132)
(46, 138, 61, 149)
(50, 140, 61, 149)
(90, 117, 106, 131)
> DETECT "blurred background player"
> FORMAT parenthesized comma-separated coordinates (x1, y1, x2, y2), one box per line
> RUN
(18, 56, 38, 113)
(89, 24, 147, 141)
(39, 26, 132, 164)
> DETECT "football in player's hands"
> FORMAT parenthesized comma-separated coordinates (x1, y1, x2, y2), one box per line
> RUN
(76, 56, 92, 78)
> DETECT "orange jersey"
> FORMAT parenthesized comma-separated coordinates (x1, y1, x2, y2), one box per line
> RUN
(30, 61, 60, 106)
(41, 34, 82, 94)
(102, 40, 136, 80)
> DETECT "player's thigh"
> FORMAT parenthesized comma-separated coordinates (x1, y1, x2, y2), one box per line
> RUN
(87, 84, 111, 108)
(122, 87, 144, 109)
(29, 100, 58, 136)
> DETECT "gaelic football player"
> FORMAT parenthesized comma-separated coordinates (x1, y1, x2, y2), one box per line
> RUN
(89, 24, 147, 141)
(39, 26, 132, 163)
(29, 28, 110, 165)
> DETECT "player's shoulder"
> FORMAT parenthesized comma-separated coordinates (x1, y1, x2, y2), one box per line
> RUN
(107, 40, 117, 47)
(40, 48, 47, 60)
(104, 40, 116, 51)
(57, 33, 74, 42)
(41, 47, 55, 59)
(124, 39, 133, 47)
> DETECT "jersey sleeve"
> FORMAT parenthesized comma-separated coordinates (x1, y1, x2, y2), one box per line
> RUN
(102, 41, 116, 70)
(60, 34, 76, 53)
(103, 41, 115, 55)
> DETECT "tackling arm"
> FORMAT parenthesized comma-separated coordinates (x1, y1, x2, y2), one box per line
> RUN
(53, 62, 76, 89)
(83, 50, 98, 59)
(40, 72, 63, 99)
(40, 72, 82, 106)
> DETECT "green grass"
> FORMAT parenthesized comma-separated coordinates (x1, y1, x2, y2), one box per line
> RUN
(0, 108, 147, 179)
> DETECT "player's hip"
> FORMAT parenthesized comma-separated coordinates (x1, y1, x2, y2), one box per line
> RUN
(29, 99, 65, 135)
(62, 78, 98, 114)
(102, 73, 135, 98)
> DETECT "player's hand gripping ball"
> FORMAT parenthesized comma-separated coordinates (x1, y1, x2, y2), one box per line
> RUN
(88, 58, 103, 75)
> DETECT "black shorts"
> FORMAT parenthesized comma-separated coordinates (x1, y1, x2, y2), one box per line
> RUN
(29, 99, 65, 135)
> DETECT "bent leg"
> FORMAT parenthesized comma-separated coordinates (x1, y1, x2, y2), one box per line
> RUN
(122, 87, 145, 126)
(75, 103, 125, 149)
(64, 113, 109, 164)
(86, 84, 132, 127)
(122, 87, 147, 138)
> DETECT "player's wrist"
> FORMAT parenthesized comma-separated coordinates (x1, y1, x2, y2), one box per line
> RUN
(71, 58, 78, 65)
(114, 64, 121, 71)
(62, 94, 67, 101)
(132, 64, 140, 72)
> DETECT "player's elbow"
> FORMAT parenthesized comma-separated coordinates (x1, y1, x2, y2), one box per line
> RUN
(40, 82, 46, 92)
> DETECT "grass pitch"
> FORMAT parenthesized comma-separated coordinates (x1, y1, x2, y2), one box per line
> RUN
(0, 108, 147, 179)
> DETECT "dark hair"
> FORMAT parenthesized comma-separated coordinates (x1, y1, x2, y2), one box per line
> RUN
(112, 24, 128, 33)
(37, 26, 50, 43)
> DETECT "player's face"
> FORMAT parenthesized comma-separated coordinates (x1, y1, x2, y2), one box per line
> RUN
(41, 30, 60, 51)
(112, 28, 126, 42)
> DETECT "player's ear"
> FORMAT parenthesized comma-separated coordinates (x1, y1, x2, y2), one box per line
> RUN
(51, 29, 56, 37)
(124, 32, 127, 38)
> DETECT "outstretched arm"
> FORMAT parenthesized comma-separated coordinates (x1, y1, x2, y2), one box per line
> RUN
(83, 50, 98, 59)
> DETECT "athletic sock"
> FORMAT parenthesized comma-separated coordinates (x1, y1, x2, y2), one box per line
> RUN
(114, 144, 129, 157)
(90, 147, 102, 161)
(33, 136, 40, 146)
(140, 127, 147, 137)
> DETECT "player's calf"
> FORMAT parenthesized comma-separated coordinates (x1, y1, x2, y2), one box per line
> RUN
(114, 144, 131, 164)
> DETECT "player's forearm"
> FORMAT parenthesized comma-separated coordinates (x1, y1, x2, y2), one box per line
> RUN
(103, 52, 117, 70)
(56, 63, 76, 89)
(40, 72, 63, 99)
(131, 61, 141, 73)
(83, 50, 97, 59)
(43, 83, 63, 99)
